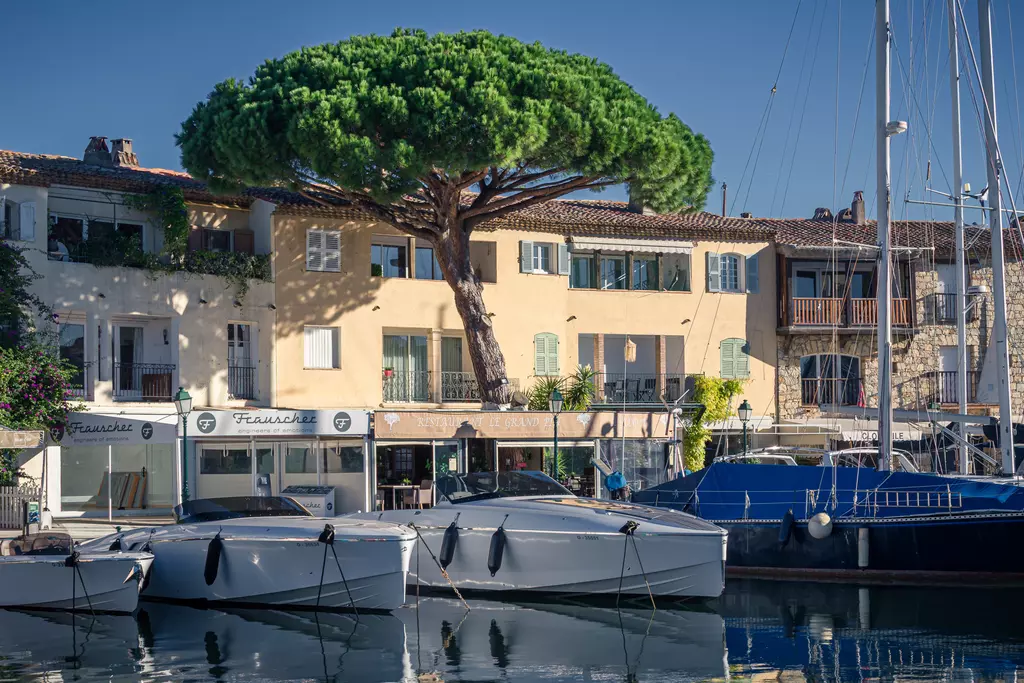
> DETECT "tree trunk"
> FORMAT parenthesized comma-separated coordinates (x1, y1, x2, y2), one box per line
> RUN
(435, 226, 512, 406)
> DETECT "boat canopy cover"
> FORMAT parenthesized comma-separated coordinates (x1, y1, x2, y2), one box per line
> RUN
(0, 532, 72, 556)
(174, 497, 314, 524)
(631, 463, 1024, 521)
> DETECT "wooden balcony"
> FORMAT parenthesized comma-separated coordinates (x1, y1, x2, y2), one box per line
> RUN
(783, 297, 912, 331)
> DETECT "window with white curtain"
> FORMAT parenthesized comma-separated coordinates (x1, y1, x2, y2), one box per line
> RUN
(303, 326, 340, 369)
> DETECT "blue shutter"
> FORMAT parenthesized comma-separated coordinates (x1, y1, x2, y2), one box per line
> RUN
(706, 252, 721, 292)
(746, 253, 759, 293)
(520, 241, 533, 273)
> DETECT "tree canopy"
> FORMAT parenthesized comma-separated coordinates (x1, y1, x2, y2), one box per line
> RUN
(178, 28, 714, 230)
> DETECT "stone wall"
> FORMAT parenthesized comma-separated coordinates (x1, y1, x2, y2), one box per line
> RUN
(777, 257, 1024, 420)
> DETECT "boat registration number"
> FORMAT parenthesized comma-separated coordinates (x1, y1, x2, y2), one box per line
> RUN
(576, 535, 599, 541)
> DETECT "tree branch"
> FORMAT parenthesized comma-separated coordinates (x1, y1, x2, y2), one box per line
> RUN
(460, 175, 607, 220)
(464, 178, 620, 231)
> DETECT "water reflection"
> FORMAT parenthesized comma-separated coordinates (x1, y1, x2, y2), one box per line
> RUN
(0, 581, 1022, 681)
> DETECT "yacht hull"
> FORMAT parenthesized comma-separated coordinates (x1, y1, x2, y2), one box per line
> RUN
(361, 497, 727, 599)
(83, 518, 416, 611)
(0, 552, 153, 613)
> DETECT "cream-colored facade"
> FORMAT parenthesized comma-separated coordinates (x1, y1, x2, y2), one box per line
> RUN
(272, 212, 778, 421)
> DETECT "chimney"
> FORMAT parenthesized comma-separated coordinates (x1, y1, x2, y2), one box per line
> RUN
(111, 138, 139, 168)
(851, 190, 866, 225)
(721, 182, 727, 217)
(83, 136, 112, 166)
(626, 184, 656, 215)
(812, 207, 833, 220)
(740, 212, 753, 219)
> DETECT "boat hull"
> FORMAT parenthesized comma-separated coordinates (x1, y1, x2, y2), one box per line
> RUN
(0, 552, 152, 613)
(719, 514, 1024, 577)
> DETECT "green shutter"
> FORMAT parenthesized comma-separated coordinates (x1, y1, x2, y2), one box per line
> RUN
(720, 340, 736, 378)
(720, 338, 750, 379)
(534, 332, 558, 376)
(736, 341, 750, 378)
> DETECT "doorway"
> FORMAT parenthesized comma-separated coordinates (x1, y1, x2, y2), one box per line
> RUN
(114, 326, 143, 398)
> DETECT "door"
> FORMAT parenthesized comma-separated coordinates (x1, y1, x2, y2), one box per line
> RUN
(115, 326, 143, 398)
(938, 346, 959, 403)
(253, 443, 278, 496)
(280, 441, 318, 493)
(431, 441, 461, 504)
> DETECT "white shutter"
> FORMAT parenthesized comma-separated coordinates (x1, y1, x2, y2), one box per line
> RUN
(19, 202, 35, 242)
(323, 230, 341, 272)
(304, 326, 338, 368)
(520, 241, 534, 273)
(746, 253, 759, 293)
(306, 230, 324, 271)
(706, 251, 720, 292)
(557, 243, 570, 275)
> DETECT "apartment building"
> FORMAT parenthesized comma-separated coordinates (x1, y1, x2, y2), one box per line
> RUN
(0, 138, 275, 517)
(769, 191, 1024, 446)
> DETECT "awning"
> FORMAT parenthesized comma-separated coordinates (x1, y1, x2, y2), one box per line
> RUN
(568, 237, 693, 254)
(0, 429, 43, 449)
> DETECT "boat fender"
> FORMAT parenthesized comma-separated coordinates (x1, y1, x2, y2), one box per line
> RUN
(808, 512, 833, 539)
(64, 550, 80, 568)
(318, 524, 336, 545)
(778, 510, 795, 547)
(204, 533, 224, 586)
(487, 528, 506, 577)
(618, 520, 640, 536)
(440, 520, 459, 569)
(108, 536, 123, 552)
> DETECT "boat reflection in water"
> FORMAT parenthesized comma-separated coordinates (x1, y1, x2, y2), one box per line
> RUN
(1, 581, 1023, 681)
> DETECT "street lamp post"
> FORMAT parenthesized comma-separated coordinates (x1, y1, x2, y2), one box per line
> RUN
(738, 399, 753, 456)
(173, 387, 193, 503)
(549, 388, 564, 480)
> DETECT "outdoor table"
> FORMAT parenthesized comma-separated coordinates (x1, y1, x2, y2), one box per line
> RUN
(378, 484, 415, 510)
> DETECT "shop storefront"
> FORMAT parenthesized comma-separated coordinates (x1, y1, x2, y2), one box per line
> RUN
(49, 411, 179, 518)
(187, 409, 371, 514)
(373, 410, 680, 504)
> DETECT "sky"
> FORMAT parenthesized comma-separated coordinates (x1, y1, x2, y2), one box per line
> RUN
(2, 0, 1023, 221)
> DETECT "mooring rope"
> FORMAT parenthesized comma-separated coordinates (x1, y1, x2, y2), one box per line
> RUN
(316, 524, 357, 614)
(616, 521, 655, 610)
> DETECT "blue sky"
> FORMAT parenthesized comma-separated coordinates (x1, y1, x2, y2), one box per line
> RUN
(2, 0, 1023, 221)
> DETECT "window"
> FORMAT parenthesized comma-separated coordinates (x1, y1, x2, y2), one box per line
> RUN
(1, 199, 17, 239)
(519, 241, 567, 275)
(227, 323, 252, 365)
(200, 445, 252, 474)
(632, 256, 658, 290)
(59, 323, 86, 391)
(534, 332, 559, 376)
(304, 326, 340, 369)
(306, 229, 342, 272)
(285, 444, 316, 473)
(371, 237, 408, 278)
(662, 253, 691, 291)
(415, 246, 444, 280)
(48, 214, 85, 261)
(203, 229, 231, 253)
(720, 338, 750, 379)
(720, 254, 741, 292)
(801, 354, 861, 406)
(90, 220, 143, 245)
(322, 441, 364, 473)
(570, 254, 594, 289)
(382, 334, 429, 402)
(600, 255, 626, 290)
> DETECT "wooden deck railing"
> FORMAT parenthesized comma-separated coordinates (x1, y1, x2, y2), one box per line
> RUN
(791, 297, 843, 325)
(790, 297, 911, 327)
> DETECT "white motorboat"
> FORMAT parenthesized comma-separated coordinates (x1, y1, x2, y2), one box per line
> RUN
(0, 532, 152, 614)
(80, 497, 416, 611)
(353, 471, 728, 599)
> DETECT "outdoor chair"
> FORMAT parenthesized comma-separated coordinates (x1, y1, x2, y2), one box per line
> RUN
(414, 479, 433, 508)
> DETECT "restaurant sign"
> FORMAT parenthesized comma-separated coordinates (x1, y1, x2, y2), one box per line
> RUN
(50, 412, 178, 446)
(375, 410, 676, 440)
(187, 409, 370, 438)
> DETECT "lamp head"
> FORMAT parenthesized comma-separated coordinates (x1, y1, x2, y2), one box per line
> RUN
(549, 388, 564, 414)
(737, 399, 753, 424)
(173, 386, 193, 417)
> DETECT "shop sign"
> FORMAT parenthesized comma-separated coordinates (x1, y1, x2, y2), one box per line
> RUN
(187, 409, 370, 437)
(50, 413, 177, 446)
(375, 410, 676, 440)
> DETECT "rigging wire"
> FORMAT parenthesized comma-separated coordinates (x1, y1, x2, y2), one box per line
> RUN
(1008, 0, 1024, 204)
(731, 0, 805, 215)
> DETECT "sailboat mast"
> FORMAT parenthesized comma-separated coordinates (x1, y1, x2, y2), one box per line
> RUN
(977, 0, 1015, 475)
(876, 0, 894, 471)
(947, 0, 969, 474)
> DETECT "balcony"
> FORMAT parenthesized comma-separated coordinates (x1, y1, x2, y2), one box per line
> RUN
(440, 373, 521, 403)
(786, 297, 911, 329)
(113, 363, 175, 402)
(382, 370, 432, 403)
(926, 370, 980, 405)
(801, 377, 862, 407)
(67, 361, 95, 400)
(595, 373, 698, 404)
(929, 293, 979, 324)
(228, 364, 258, 400)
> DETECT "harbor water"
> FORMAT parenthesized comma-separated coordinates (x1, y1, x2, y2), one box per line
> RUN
(1, 579, 1023, 681)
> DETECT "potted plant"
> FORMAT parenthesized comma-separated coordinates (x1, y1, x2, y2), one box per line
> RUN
(383, 367, 394, 378)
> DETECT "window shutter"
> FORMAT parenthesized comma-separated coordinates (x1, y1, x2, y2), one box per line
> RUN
(720, 340, 736, 378)
(306, 230, 324, 271)
(534, 333, 546, 375)
(323, 230, 341, 272)
(548, 334, 559, 374)
(746, 253, 760, 293)
(187, 225, 203, 252)
(233, 229, 255, 255)
(557, 243, 570, 275)
(19, 202, 35, 242)
(304, 326, 338, 368)
(706, 251, 721, 292)
(736, 341, 750, 378)
(520, 241, 533, 273)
